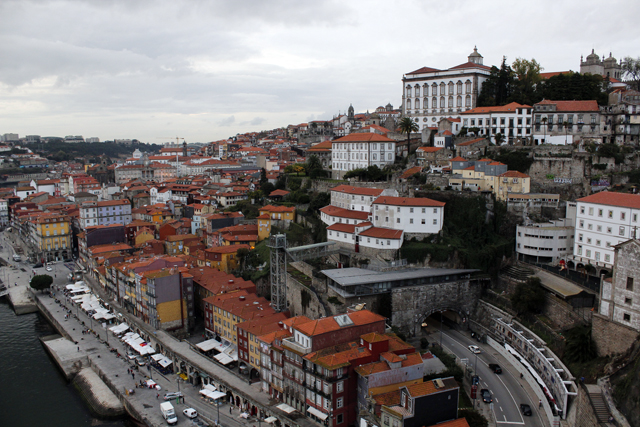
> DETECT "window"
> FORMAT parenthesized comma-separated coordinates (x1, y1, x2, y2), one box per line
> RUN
(627, 277, 634, 291)
(579, 220, 584, 228)
(337, 381, 344, 393)
(337, 414, 344, 424)
(589, 207, 594, 215)
(433, 208, 437, 213)
(625, 297, 632, 305)
(620, 226, 626, 236)
(433, 219, 437, 225)
(410, 208, 414, 213)
(421, 219, 425, 224)
(588, 223, 593, 230)
(409, 219, 413, 224)
(421, 208, 426, 213)
(621, 212, 626, 220)
(396, 218, 400, 223)
(608, 210, 613, 218)
(623, 313, 631, 322)
(586, 249, 591, 257)
(599, 209, 603, 217)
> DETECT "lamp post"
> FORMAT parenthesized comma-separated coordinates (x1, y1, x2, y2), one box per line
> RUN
(215, 396, 220, 426)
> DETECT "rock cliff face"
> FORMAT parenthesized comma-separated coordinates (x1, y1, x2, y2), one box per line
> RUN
(609, 338, 640, 427)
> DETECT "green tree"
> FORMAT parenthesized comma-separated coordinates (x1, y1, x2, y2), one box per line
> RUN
(305, 154, 327, 179)
(563, 325, 597, 363)
(307, 192, 330, 214)
(478, 58, 517, 107)
(511, 57, 543, 105)
(398, 117, 419, 154)
(236, 247, 250, 271)
(622, 56, 640, 91)
(459, 409, 488, 427)
(511, 277, 546, 314)
(538, 72, 607, 105)
(30, 274, 53, 293)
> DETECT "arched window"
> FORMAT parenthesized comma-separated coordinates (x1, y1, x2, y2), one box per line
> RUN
(415, 98, 420, 109)
(406, 99, 412, 110)
(373, 153, 377, 160)
(423, 84, 429, 96)
(448, 82, 454, 95)
(457, 96, 462, 107)
(406, 85, 412, 97)
(465, 95, 471, 107)
(440, 97, 445, 108)
(414, 85, 420, 97)
(432, 83, 437, 94)
(432, 97, 437, 111)
(423, 98, 428, 109)
(448, 96, 453, 108)
(465, 80, 472, 93)
(440, 83, 446, 96)
(457, 81, 463, 94)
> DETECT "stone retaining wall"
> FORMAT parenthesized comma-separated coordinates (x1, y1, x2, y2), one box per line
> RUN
(591, 313, 639, 357)
(72, 367, 126, 418)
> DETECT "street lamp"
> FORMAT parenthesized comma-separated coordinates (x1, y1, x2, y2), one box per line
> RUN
(215, 396, 220, 426)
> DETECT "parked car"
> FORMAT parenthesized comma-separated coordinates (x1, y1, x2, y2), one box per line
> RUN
(33, 263, 43, 268)
(471, 375, 479, 385)
(126, 352, 137, 360)
(520, 404, 532, 416)
(164, 391, 184, 401)
(480, 389, 492, 403)
(183, 408, 198, 419)
(468, 345, 481, 354)
(135, 356, 147, 366)
(489, 364, 502, 374)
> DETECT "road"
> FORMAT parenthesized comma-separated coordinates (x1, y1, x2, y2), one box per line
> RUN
(427, 324, 546, 427)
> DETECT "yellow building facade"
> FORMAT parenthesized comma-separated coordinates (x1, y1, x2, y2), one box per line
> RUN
(34, 214, 71, 262)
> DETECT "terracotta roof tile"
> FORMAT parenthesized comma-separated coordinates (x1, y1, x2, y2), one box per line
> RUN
(319, 206, 370, 221)
(373, 196, 445, 208)
(577, 191, 640, 209)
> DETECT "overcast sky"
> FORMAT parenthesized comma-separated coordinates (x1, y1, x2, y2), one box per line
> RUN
(1, 0, 638, 144)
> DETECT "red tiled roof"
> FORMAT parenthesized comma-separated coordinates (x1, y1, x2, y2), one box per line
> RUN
(449, 61, 491, 71)
(269, 189, 290, 197)
(461, 102, 531, 115)
(577, 191, 640, 209)
(332, 133, 395, 143)
(416, 147, 443, 153)
(540, 71, 572, 80)
(327, 223, 356, 233)
(358, 227, 403, 240)
(331, 185, 384, 197)
(260, 204, 295, 213)
(406, 66, 441, 75)
(535, 99, 599, 112)
(373, 196, 445, 207)
(450, 156, 467, 162)
(428, 419, 470, 427)
(307, 141, 333, 151)
(295, 310, 385, 337)
(499, 171, 530, 178)
(319, 206, 370, 221)
(400, 166, 422, 179)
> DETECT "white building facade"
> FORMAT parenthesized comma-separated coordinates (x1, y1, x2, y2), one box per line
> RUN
(402, 47, 491, 131)
(573, 191, 640, 270)
(330, 185, 395, 212)
(370, 196, 445, 235)
(331, 134, 397, 179)
(516, 218, 574, 264)
(79, 199, 132, 228)
(460, 102, 533, 144)
(532, 100, 601, 145)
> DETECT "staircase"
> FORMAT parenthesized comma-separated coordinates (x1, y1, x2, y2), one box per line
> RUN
(586, 384, 611, 424)
(499, 264, 534, 282)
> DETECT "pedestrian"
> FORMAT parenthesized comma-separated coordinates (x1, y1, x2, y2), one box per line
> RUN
(132, 373, 135, 380)
(539, 400, 542, 408)
(77, 346, 79, 352)
(230, 407, 233, 414)
(157, 393, 159, 399)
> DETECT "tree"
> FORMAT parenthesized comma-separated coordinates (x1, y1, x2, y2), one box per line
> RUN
(493, 133, 505, 146)
(563, 325, 597, 363)
(398, 117, 419, 154)
(236, 247, 250, 271)
(511, 277, 546, 314)
(30, 274, 53, 293)
(511, 58, 543, 105)
(538, 72, 607, 105)
(622, 56, 640, 91)
(305, 154, 327, 179)
(478, 57, 517, 107)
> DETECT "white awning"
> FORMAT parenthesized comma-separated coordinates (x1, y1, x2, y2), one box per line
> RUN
(307, 407, 328, 421)
(276, 403, 296, 414)
(264, 417, 278, 424)
(214, 353, 234, 365)
(158, 357, 171, 368)
(204, 384, 217, 392)
(151, 353, 163, 361)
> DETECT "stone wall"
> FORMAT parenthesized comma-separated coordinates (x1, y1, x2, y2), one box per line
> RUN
(390, 279, 481, 336)
(543, 293, 589, 329)
(286, 273, 327, 319)
(567, 384, 600, 427)
(311, 179, 406, 195)
(592, 313, 639, 356)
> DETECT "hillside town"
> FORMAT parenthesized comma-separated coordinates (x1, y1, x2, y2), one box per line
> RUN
(3, 47, 640, 427)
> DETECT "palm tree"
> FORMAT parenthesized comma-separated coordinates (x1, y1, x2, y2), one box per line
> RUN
(541, 117, 548, 144)
(398, 117, 419, 156)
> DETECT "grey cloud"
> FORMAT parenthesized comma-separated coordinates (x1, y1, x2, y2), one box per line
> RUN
(218, 115, 236, 126)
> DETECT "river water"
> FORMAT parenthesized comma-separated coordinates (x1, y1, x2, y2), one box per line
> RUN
(0, 300, 132, 427)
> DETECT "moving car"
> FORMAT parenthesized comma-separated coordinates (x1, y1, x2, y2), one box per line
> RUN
(164, 391, 183, 401)
(160, 401, 178, 425)
(183, 408, 198, 419)
(520, 404, 532, 416)
(480, 389, 492, 403)
(489, 363, 502, 374)
(468, 345, 481, 354)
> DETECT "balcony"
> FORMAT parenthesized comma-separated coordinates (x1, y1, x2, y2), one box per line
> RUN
(283, 337, 311, 354)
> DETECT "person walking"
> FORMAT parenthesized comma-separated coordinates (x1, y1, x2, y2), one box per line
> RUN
(230, 407, 233, 414)
(156, 393, 159, 399)
(539, 400, 542, 408)
(132, 373, 135, 380)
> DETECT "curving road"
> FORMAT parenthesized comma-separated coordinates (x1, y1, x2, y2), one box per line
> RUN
(426, 324, 547, 427)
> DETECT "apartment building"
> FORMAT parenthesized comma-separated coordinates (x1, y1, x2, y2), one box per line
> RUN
(331, 134, 397, 179)
(460, 102, 532, 144)
(329, 185, 396, 212)
(370, 196, 445, 235)
(79, 199, 132, 228)
(532, 100, 601, 145)
(573, 191, 640, 270)
(32, 214, 72, 262)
